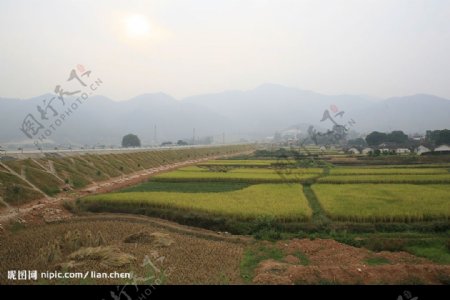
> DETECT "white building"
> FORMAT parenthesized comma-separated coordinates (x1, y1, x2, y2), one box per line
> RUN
(347, 148, 360, 154)
(434, 145, 450, 152)
(361, 147, 373, 155)
(395, 148, 411, 154)
(415, 145, 431, 155)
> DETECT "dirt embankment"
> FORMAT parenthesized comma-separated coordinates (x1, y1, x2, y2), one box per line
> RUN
(253, 238, 450, 285)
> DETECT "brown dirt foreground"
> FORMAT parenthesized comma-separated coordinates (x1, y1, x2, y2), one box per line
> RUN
(1, 215, 449, 285)
(0, 215, 248, 285)
(253, 238, 450, 285)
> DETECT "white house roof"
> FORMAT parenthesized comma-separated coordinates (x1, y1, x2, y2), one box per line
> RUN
(435, 145, 450, 151)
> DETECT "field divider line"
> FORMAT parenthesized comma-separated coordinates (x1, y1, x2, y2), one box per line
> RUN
(302, 184, 331, 226)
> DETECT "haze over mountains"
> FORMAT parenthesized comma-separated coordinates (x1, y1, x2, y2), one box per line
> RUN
(1, 84, 450, 146)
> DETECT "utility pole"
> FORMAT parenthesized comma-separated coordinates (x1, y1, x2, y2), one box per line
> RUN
(222, 132, 225, 144)
(192, 128, 196, 145)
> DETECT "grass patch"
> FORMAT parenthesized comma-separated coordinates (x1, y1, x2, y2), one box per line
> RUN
(364, 256, 391, 265)
(293, 250, 310, 265)
(240, 244, 284, 282)
(406, 242, 450, 264)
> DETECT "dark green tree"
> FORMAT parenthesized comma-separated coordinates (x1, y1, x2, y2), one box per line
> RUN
(177, 140, 189, 146)
(121, 134, 141, 147)
(365, 131, 387, 146)
(426, 129, 450, 146)
(387, 131, 408, 144)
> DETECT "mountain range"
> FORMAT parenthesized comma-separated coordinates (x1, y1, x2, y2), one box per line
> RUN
(1, 83, 449, 146)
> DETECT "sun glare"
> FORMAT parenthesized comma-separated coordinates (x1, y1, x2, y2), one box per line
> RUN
(125, 14, 151, 38)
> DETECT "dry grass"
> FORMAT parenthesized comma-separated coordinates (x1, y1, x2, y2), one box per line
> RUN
(0, 216, 246, 284)
(68, 246, 137, 268)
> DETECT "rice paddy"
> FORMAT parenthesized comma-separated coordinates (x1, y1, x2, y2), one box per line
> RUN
(317, 174, 450, 184)
(78, 184, 312, 221)
(153, 168, 321, 183)
(77, 155, 450, 227)
(312, 184, 450, 222)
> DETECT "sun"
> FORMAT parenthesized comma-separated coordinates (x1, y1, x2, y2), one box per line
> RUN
(125, 14, 151, 38)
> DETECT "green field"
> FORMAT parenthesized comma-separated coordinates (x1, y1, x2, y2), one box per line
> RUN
(153, 168, 320, 183)
(178, 166, 323, 174)
(312, 184, 450, 222)
(329, 167, 449, 175)
(78, 184, 312, 221)
(120, 181, 251, 193)
(199, 160, 277, 166)
(317, 174, 450, 183)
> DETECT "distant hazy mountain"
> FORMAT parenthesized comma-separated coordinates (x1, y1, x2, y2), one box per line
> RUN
(0, 93, 230, 146)
(184, 83, 378, 136)
(1, 84, 449, 146)
(350, 94, 450, 133)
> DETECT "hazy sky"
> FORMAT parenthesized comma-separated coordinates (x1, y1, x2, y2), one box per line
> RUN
(1, 0, 450, 100)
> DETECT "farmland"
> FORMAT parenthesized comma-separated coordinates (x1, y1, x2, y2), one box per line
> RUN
(2, 148, 450, 285)
(75, 152, 450, 233)
(312, 184, 450, 222)
(77, 184, 312, 221)
(69, 149, 450, 284)
(317, 174, 450, 184)
(153, 167, 321, 183)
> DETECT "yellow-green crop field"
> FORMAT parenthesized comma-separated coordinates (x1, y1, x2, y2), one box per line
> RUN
(78, 184, 312, 221)
(199, 160, 277, 166)
(178, 166, 323, 174)
(329, 167, 449, 175)
(75, 155, 450, 227)
(153, 168, 320, 183)
(317, 174, 450, 184)
(312, 184, 450, 222)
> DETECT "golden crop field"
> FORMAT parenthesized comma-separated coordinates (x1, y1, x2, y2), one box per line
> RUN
(177, 166, 323, 174)
(317, 174, 450, 184)
(199, 160, 277, 166)
(329, 167, 449, 175)
(78, 184, 312, 221)
(312, 184, 450, 222)
(153, 168, 320, 183)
